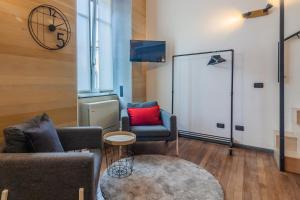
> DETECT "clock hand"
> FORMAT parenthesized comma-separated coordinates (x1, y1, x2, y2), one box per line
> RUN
(30, 21, 70, 33)
(55, 23, 64, 27)
(57, 27, 68, 32)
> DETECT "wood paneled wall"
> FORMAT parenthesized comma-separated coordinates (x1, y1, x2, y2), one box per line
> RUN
(0, 0, 77, 143)
(132, 0, 147, 102)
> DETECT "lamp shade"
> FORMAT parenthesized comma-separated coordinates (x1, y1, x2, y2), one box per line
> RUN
(208, 55, 226, 65)
(243, 3, 273, 19)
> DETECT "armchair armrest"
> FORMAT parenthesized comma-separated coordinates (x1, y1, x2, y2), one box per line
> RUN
(0, 144, 5, 153)
(161, 109, 179, 155)
(121, 109, 130, 131)
(161, 109, 177, 134)
(57, 127, 103, 151)
(0, 153, 96, 200)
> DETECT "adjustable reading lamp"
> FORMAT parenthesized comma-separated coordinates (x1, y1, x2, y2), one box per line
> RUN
(243, 3, 273, 18)
(207, 55, 227, 65)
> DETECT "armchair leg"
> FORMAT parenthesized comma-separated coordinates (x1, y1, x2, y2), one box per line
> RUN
(176, 131, 179, 156)
(1, 190, 8, 200)
(79, 188, 84, 200)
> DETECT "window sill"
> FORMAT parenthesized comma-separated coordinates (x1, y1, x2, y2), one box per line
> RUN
(78, 92, 118, 99)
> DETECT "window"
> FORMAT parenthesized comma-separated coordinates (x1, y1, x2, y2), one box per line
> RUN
(77, 0, 90, 92)
(77, 0, 114, 93)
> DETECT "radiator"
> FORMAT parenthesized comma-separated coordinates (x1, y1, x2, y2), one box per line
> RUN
(79, 100, 119, 133)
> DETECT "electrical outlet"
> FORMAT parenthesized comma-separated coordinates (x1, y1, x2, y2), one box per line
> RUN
(120, 85, 124, 97)
(217, 123, 225, 129)
(235, 125, 245, 131)
(254, 83, 264, 88)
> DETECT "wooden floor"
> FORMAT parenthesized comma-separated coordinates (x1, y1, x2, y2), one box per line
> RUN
(124, 137, 300, 200)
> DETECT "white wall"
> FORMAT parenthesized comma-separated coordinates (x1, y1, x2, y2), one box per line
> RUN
(173, 52, 233, 139)
(146, 0, 300, 149)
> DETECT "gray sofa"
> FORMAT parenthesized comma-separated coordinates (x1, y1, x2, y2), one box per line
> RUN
(0, 127, 103, 200)
(121, 102, 179, 155)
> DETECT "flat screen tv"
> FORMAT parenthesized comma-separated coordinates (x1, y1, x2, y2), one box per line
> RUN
(130, 40, 166, 62)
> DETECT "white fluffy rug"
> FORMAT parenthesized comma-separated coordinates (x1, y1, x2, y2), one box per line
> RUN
(100, 155, 224, 200)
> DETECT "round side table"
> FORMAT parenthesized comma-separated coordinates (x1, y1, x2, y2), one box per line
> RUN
(103, 131, 136, 178)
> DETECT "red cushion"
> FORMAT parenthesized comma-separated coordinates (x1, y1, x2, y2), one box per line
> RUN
(127, 106, 162, 126)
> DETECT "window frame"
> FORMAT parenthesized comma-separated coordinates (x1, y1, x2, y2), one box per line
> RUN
(77, 0, 114, 94)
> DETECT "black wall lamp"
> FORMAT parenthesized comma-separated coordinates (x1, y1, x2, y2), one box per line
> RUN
(243, 3, 273, 19)
(208, 55, 226, 65)
(285, 31, 300, 41)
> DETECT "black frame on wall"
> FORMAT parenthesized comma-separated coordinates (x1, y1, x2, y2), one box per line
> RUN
(278, 0, 300, 172)
(171, 49, 235, 155)
(279, 0, 285, 172)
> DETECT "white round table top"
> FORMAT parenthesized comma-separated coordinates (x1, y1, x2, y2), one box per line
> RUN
(104, 131, 136, 146)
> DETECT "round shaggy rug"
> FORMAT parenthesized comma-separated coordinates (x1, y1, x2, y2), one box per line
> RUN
(100, 155, 223, 200)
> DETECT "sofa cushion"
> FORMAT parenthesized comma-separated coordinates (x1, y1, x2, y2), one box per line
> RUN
(128, 106, 162, 126)
(24, 114, 64, 153)
(127, 101, 158, 108)
(131, 125, 170, 138)
(3, 114, 49, 153)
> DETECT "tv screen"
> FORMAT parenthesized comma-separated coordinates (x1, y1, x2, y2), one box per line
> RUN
(130, 40, 166, 62)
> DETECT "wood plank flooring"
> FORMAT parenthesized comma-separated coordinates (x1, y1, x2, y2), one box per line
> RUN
(102, 137, 300, 200)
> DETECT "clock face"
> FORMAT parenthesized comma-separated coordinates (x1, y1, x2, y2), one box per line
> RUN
(28, 4, 71, 50)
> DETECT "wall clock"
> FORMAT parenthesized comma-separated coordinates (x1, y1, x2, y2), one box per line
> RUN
(28, 4, 71, 50)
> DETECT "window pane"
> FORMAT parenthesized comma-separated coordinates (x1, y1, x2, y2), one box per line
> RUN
(77, 15, 91, 91)
(77, 0, 89, 16)
(98, 0, 111, 23)
(98, 22, 113, 91)
(77, 0, 114, 93)
(95, 0, 113, 91)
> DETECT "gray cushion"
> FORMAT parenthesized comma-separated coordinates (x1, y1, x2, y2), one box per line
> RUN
(127, 101, 158, 108)
(24, 114, 64, 153)
(3, 114, 49, 153)
(90, 149, 102, 186)
(131, 125, 170, 138)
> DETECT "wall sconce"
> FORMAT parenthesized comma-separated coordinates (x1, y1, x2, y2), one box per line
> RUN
(243, 4, 273, 19)
(208, 55, 226, 65)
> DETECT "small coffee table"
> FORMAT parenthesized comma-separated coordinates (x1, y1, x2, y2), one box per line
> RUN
(103, 131, 136, 178)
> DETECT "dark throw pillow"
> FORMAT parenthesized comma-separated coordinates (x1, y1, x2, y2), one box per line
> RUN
(24, 114, 64, 153)
(3, 114, 48, 153)
(3, 126, 33, 153)
(127, 101, 158, 108)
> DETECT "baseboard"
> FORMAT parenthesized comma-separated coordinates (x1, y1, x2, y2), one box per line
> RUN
(233, 143, 274, 154)
(179, 131, 273, 154)
(179, 131, 230, 146)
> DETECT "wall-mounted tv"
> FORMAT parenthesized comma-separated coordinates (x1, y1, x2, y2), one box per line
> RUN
(130, 40, 166, 63)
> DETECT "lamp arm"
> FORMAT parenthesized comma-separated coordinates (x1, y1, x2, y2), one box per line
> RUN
(284, 31, 300, 41)
(263, 4, 274, 12)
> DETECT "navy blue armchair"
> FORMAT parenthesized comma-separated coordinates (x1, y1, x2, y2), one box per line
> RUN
(121, 101, 179, 155)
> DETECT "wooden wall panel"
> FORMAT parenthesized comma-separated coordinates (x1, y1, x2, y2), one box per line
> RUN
(132, 0, 147, 102)
(0, 0, 77, 144)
